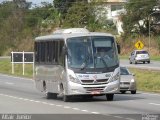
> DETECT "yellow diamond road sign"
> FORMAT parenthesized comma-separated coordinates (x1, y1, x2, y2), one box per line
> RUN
(135, 40, 144, 50)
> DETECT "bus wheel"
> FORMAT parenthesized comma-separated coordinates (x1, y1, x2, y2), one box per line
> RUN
(106, 94, 114, 101)
(52, 93, 57, 99)
(46, 92, 53, 99)
(46, 92, 57, 99)
(63, 95, 70, 102)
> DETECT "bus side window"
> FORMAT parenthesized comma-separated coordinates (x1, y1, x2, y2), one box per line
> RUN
(58, 40, 65, 67)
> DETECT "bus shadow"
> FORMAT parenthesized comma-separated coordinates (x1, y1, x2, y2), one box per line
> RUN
(60, 93, 144, 102)
(41, 92, 144, 103)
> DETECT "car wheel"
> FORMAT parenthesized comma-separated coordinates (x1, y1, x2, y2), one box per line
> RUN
(131, 90, 136, 94)
(52, 93, 57, 99)
(143, 61, 145, 64)
(129, 60, 132, 64)
(46, 92, 54, 99)
(148, 61, 150, 64)
(106, 94, 114, 101)
(135, 61, 137, 64)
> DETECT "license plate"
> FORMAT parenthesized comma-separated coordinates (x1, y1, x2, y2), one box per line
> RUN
(91, 91, 100, 94)
(141, 55, 145, 58)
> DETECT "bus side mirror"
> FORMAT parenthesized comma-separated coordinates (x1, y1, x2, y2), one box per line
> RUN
(117, 44, 121, 54)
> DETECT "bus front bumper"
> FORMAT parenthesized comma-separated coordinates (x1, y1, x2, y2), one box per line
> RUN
(66, 80, 120, 96)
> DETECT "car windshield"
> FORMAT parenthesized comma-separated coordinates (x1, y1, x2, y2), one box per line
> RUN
(136, 51, 148, 54)
(120, 67, 130, 75)
(67, 36, 119, 69)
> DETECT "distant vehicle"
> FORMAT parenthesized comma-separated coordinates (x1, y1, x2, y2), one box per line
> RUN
(34, 28, 121, 102)
(129, 50, 150, 64)
(120, 67, 136, 94)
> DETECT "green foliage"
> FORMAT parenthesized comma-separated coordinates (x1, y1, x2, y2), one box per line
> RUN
(156, 36, 160, 53)
(130, 68, 160, 92)
(0, 1, 56, 55)
(122, 0, 158, 36)
(63, 1, 106, 31)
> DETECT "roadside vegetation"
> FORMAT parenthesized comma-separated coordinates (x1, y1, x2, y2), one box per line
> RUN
(0, 58, 33, 78)
(0, 0, 160, 56)
(130, 68, 160, 93)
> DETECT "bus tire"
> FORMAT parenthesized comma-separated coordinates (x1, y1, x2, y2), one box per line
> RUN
(63, 95, 70, 102)
(46, 92, 53, 99)
(106, 94, 114, 101)
(52, 93, 57, 99)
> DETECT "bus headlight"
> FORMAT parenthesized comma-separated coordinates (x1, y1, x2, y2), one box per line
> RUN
(131, 79, 135, 82)
(69, 75, 81, 84)
(109, 72, 120, 83)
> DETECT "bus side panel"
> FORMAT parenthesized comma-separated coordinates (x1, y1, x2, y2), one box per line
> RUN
(35, 79, 44, 92)
(35, 65, 60, 93)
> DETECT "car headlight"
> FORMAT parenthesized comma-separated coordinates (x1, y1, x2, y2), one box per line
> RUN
(109, 72, 120, 83)
(131, 79, 135, 82)
(69, 75, 81, 84)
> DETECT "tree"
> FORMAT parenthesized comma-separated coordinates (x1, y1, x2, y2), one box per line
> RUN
(122, 0, 158, 36)
(63, 2, 99, 30)
(53, 0, 88, 18)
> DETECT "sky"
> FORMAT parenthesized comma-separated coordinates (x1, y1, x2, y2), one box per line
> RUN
(0, 0, 53, 5)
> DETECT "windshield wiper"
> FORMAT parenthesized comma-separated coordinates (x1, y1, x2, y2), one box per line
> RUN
(100, 57, 108, 67)
(80, 55, 90, 70)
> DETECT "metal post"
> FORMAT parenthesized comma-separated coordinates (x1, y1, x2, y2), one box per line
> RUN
(32, 52, 35, 79)
(148, 17, 151, 53)
(11, 51, 14, 74)
(23, 51, 25, 75)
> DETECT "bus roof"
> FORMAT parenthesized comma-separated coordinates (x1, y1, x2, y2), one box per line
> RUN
(35, 28, 114, 41)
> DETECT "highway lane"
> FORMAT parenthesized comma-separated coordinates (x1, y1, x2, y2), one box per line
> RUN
(120, 59, 160, 71)
(0, 74, 160, 120)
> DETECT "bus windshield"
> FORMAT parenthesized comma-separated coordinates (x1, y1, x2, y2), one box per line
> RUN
(67, 36, 118, 69)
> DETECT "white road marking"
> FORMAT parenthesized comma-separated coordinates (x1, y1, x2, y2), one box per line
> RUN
(149, 103, 160, 106)
(91, 112, 100, 114)
(142, 92, 160, 96)
(63, 106, 70, 109)
(72, 108, 80, 110)
(113, 116, 123, 119)
(81, 110, 88, 112)
(0, 93, 143, 120)
(56, 105, 63, 107)
(5, 82, 14, 85)
(125, 118, 136, 120)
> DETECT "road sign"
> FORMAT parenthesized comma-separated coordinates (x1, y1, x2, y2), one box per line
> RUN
(135, 40, 144, 50)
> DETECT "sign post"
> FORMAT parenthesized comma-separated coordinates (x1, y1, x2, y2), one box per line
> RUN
(11, 51, 34, 76)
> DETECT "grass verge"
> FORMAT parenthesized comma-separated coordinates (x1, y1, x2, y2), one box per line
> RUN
(129, 68, 160, 93)
(0, 58, 33, 78)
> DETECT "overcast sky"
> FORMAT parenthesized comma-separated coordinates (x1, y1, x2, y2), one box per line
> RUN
(0, 0, 53, 5)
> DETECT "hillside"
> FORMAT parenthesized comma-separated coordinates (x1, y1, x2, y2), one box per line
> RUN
(0, 1, 159, 56)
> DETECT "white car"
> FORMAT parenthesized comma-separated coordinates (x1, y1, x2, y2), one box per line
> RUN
(120, 67, 137, 94)
(129, 50, 150, 64)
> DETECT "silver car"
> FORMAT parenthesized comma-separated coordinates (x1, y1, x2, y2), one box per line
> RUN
(120, 67, 136, 94)
(129, 50, 150, 64)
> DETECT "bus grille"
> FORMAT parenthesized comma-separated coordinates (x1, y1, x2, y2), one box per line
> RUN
(81, 79, 109, 85)
(83, 86, 105, 93)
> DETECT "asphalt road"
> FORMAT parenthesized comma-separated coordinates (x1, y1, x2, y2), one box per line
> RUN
(0, 74, 160, 120)
(120, 59, 160, 71)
